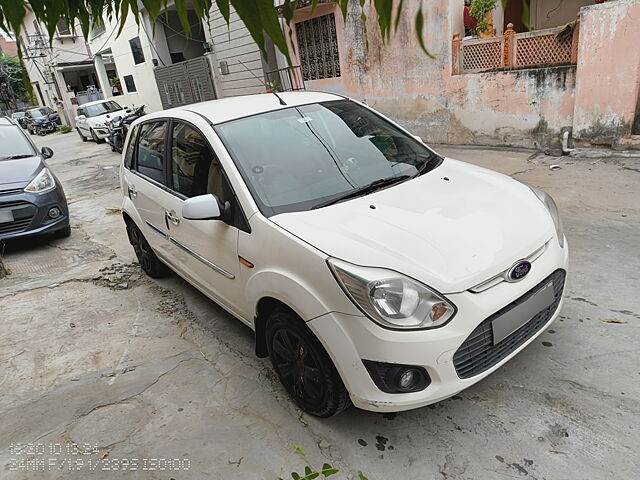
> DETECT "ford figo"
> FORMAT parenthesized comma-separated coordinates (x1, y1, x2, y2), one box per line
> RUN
(120, 92, 568, 417)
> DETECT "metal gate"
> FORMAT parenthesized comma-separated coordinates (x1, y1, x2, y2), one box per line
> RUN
(76, 86, 104, 105)
(154, 56, 216, 109)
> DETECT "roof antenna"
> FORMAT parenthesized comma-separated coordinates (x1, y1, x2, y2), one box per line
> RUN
(236, 58, 287, 106)
(271, 91, 287, 106)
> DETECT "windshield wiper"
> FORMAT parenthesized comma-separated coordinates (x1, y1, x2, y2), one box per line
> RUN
(3, 154, 33, 160)
(313, 174, 411, 209)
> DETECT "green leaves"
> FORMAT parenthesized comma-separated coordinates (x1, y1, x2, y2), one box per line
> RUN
(321, 463, 339, 477)
(0, 0, 439, 71)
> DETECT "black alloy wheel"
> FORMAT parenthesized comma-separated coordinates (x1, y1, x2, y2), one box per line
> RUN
(266, 308, 350, 417)
(126, 222, 168, 278)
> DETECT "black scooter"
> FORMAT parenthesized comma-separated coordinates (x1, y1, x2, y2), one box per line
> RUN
(106, 105, 146, 153)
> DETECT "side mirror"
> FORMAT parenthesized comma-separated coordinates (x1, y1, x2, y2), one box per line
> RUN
(182, 194, 222, 220)
(41, 147, 54, 159)
(76, 115, 86, 120)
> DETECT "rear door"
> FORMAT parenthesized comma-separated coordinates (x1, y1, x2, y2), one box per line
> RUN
(122, 120, 173, 260)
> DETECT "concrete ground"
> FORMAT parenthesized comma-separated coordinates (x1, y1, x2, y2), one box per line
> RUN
(0, 131, 638, 480)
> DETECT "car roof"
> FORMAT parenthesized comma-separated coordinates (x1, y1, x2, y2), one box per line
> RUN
(145, 91, 345, 125)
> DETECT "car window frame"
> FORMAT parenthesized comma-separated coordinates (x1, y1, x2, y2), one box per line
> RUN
(165, 118, 250, 233)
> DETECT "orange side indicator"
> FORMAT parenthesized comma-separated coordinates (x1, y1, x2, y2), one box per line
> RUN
(239, 256, 254, 268)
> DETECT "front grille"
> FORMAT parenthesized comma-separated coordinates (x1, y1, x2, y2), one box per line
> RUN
(0, 188, 24, 196)
(453, 269, 566, 379)
(0, 200, 36, 235)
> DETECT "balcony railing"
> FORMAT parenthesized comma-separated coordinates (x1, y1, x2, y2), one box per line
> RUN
(265, 66, 306, 92)
(452, 21, 580, 75)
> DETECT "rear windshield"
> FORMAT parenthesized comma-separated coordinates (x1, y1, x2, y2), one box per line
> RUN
(0, 126, 35, 159)
(85, 101, 122, 117)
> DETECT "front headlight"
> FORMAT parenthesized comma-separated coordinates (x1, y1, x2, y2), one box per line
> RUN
(24, 168, 56, 194)
(528, 185, 564, 247)
(328, 258, 456, 330)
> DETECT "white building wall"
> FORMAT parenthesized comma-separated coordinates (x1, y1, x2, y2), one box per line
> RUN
(89, 14, 163, 113)
(204, 5, 266, 97)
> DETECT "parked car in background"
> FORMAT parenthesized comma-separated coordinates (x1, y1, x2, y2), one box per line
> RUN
(76, 100, 128, 143)
(24, 107, 61, 136)
(0, 116, 70, 239)
(120, 92, 568, 417)
(10, 111, 27, 128)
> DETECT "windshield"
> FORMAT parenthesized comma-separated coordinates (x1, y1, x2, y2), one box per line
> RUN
(12, 112, 25, 119)
(216, 100, 441, 215)
(85, 101, 122, 118)
(29, 108, 51, 118)
(0, 126, 35, 159)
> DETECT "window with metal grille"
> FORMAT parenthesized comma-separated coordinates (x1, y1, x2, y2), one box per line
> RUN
(295, 13, 340, 81)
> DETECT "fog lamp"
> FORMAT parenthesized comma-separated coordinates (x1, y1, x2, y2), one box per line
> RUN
(48, 207, 61, 219)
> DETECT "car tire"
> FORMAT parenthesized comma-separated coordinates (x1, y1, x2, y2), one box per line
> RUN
(266, 308, 350, 417)
(77, 128, 87, 142)
(55, 225, 72, 238)
(126, 222, 168, 278)
(90, 128, 105, 144)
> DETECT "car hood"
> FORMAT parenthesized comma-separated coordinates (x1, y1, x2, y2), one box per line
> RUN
(0, 156, 42, 186)
(270, 158, 554, 294)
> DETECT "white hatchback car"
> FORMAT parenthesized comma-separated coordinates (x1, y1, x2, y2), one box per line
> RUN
(120, 92, 568, 417)
(75, 99, 128, 143)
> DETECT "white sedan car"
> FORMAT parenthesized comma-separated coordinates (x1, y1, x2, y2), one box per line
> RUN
(120, 92, 568, 417)
(75, 99, 128, 143)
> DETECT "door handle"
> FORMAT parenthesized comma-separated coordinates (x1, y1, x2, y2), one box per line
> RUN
(165, 210, 180, 226)
(127, 184, 137, 198)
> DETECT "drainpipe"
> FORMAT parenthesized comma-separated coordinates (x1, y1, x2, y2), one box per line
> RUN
(562, 131, 575, 154)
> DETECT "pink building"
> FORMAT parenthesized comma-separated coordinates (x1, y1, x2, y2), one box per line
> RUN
(280, 0, 640, 149)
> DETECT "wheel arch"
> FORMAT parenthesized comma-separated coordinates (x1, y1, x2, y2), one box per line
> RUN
(254, 296, 304, 358)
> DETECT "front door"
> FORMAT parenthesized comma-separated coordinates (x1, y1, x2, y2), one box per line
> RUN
(160, 120, 246, 320)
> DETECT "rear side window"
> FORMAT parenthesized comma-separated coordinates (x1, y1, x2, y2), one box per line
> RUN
(123, 124, 140, 170)
(169, 123, 232, 203)
(136, 121, 167, 184)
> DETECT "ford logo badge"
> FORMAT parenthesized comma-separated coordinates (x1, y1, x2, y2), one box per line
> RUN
(506, 260, 531, 282)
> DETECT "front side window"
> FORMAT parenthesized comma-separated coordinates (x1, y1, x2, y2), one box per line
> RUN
(169, 123, 232, 203)
(216, 100, 440, 216)
(84, 101, 122, 117)
(136, 122, 167, 184)
(0, 126, 36, 159)
(129, 37, 145, 64)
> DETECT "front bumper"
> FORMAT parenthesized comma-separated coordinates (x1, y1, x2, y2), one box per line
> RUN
(0, 184, 70, 240)
(308, 237, 569, 412)
(91, 126, 110, 139)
